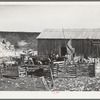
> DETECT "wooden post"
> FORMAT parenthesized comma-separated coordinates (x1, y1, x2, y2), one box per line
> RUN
(49, 63, 54, 89)
(64, 56, 67, 73)
(57, 64, 59, 78)
(75, 64, 77, 77)
(41, 76, 50, 91)
(33, 75, 36, 91)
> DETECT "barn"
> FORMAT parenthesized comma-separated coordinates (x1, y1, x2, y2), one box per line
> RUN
(37, 29, 100, 57)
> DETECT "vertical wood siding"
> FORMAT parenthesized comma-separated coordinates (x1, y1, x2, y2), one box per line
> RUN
(37, 39, 100, 57)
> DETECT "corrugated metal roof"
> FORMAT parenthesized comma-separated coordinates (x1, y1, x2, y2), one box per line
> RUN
(37, 28, 100, 39)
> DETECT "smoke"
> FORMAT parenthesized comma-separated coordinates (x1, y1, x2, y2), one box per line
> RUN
(18, 40, 28, 47)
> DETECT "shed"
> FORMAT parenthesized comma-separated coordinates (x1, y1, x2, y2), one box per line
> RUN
(37, 29, 100, 57)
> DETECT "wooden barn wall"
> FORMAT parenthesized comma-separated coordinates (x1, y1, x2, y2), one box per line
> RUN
(37, 39, 100, 57)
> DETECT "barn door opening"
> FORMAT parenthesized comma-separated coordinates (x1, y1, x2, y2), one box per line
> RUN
(61, 47, 67, 56)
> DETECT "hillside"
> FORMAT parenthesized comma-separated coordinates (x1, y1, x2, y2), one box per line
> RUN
(0, 31, 40, 51)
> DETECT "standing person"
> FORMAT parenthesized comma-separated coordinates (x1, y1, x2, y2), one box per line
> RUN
(55, 54, 59, 61)
(66, 39, 75, 63)
(50, 51, 56, 61)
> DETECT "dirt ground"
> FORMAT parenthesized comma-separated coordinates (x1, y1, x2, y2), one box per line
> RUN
(0, 76, 46, 91)
(0, 76, 100, 91)
(53, 76, 100, 91)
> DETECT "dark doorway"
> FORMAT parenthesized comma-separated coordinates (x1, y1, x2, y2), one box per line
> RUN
(61, 47, 67, 56)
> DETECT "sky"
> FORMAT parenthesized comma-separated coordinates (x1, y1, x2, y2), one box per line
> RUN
(0, 2, 100, 32)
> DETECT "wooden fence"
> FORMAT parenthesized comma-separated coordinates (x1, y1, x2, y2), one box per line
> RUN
(0, 65, 19, 77)
(53, 61, 95, 78)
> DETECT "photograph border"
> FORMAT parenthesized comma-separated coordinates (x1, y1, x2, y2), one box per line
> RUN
(0, 1, 100, 99)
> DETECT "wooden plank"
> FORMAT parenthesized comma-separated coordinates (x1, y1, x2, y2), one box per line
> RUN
(38, 39, 100, 57)
(53, 61, 64, 64)
(40, 76, 50, 91)
(49, 64, 54, 89)
(33, 75, 36, 91)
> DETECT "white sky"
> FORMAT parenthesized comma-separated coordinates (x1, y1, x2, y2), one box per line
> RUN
(0, 2, 100, 32)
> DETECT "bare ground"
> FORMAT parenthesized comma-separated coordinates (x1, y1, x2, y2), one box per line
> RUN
(0, 76, 100, 91)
